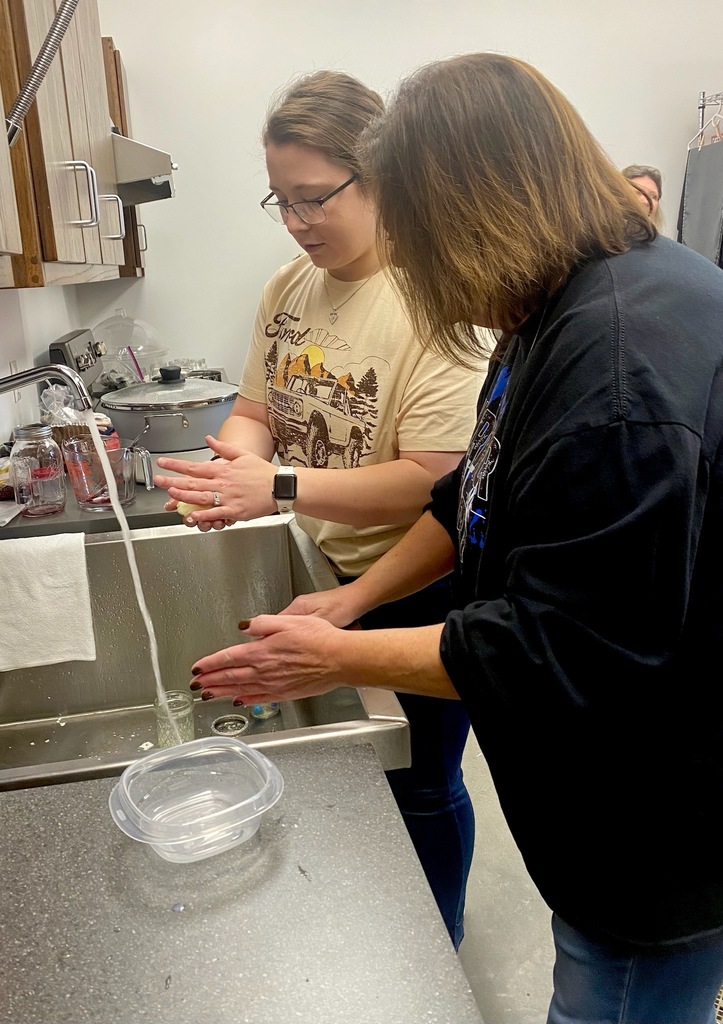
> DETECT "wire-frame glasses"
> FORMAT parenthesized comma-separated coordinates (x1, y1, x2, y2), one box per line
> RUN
(260, 174, 357, 225)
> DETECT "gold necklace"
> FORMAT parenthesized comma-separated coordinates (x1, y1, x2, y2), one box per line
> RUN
(323, 269, 379, 325)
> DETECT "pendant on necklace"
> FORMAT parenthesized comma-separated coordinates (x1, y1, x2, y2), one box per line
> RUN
(329, 310, 338, 325)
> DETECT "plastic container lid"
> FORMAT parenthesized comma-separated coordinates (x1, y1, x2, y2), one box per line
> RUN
(108, 736, 284, 862)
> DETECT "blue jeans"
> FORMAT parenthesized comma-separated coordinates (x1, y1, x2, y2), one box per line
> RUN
(341, 575, 475, 949)
(548, 913, 723, 1024)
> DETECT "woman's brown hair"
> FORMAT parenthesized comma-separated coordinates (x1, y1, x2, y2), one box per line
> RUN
(622, 164, 662, 199)
(263, 70, 384, 176)
(621, 164, 664, 229)
(360, 53, 655, 364)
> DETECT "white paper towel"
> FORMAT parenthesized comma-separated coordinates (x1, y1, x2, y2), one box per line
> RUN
(0, 533, 96, 672)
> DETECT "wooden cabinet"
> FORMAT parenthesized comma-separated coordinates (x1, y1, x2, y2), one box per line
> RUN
(0, 0, 128, 286)
(0, 81, 22, 256)
(0, 0, 40, 286)
(0, 0, 171, 289)
(12, 0, 85, 264)
(60, 0, 125, 266)
(9, 0, 124, 268)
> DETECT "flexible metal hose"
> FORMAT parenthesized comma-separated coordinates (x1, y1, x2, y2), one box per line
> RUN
(6, 0, 82, 147)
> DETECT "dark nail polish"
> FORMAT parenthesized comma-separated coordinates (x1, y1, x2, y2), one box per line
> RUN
(201, 691, 213, 701)
(191, 666, 202, 676)
(238, 619, 251, 630)
(190, 680, 202, 691)
(232, 698, 244, 707)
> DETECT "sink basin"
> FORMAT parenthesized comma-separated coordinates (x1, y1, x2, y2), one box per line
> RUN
(0, 517, 409, 791)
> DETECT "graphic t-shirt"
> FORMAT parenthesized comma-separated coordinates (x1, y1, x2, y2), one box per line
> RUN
(457, 361, 511, 567)
(240, 254, 486, 575)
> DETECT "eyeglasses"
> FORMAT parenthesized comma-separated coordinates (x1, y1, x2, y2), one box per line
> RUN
(260, 174, 357, 225)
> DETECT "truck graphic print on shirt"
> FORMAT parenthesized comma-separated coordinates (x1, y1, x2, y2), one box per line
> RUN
(264, 314, 382, 469)
(458, 364, 511, 564)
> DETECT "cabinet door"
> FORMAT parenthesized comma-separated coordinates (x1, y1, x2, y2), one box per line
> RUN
(11, 0, 124, 267)
(0, 80, 22, 255)
(63, 0, 124, 265)
(56, 2, 102, 265)
(102, 36, 144, 277)
(12, 0, 86, 263)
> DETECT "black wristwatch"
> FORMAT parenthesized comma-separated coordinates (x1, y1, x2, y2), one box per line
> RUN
(272, 465, 297, 513)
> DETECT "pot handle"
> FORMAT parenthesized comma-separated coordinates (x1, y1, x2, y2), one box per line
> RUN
(143, 412, 190, 430)
(134, 446, 155, 491)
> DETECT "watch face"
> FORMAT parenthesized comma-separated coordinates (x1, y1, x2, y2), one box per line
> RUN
(274, 474, 297, 500)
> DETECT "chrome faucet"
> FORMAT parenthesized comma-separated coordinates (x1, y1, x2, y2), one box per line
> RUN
(0, 364, 93, 410)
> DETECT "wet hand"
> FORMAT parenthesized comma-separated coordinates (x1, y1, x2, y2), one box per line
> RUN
(155, 435, 277, 528)
(279, 587, 361, 628)
(190, 614, 345, 704)
(160, 493, 226, 531)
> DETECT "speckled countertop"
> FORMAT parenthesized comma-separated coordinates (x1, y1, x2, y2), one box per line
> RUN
(0, 744, 484, 1024)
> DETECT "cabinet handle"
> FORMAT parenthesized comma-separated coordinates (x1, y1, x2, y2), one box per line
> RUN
(67, 160, 100, 227)
(138, 223, 148, 252)
(99, 194, 126, 240)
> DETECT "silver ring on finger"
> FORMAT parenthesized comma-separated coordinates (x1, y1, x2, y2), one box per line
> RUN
(212, 491, 222, 507)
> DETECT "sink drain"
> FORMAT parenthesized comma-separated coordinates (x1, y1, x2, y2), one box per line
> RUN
(211, 714, 250, 737)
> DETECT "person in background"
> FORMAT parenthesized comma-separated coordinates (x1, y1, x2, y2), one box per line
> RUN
(622, 163, 663, 229)
(154, 71, 487, 949)
(189, 54, 723, 1024)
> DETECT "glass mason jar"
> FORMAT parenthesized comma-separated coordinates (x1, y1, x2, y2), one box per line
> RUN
(154, 689, 196, 747)
(10, 423, 66, 517)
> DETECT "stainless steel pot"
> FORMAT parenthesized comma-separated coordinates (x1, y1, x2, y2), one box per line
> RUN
(99, 367, 237, 452)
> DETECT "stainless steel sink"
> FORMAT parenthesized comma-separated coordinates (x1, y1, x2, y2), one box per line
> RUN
(0, 517, 409, 790)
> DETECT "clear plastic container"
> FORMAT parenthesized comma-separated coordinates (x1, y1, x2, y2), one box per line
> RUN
(9, 423, 66, 517)
(93, 308, 168, 382)
(108, 737, 284, 862)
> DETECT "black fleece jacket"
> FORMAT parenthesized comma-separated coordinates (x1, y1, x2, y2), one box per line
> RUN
(431, 235, 723, 949)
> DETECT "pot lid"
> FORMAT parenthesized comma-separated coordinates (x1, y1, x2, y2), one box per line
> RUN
(100, 367, 237, 411)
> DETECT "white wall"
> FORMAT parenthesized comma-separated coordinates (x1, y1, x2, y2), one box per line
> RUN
(0, 288, 79, 439)
(2, 0, 721, 437)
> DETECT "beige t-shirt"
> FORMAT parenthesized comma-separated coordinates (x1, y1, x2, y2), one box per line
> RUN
(240, 254, 487, 576)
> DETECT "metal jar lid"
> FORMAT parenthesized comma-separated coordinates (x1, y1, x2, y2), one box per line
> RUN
(100, 366, 237, 412)
(211, 714, 250, 737)
(13, 422, 53, 440)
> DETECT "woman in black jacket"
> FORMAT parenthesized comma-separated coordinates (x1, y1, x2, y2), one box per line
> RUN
(191, 54, 723, 1024)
